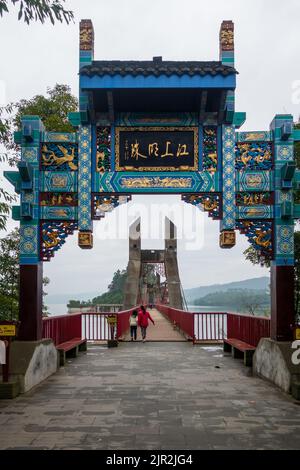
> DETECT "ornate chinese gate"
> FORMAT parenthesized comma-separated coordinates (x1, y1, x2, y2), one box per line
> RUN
(5, 20, 300, 342)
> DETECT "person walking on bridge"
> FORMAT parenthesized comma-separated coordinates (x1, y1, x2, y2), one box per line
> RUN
(138, 305, 155, 342)
(129, 309, 138, 341)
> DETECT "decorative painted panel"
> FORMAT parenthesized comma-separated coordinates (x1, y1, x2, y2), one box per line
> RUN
(41, 143, 78, 171)
(236, 205, 273, 220)
(235, 142, 272, 170)
(235, 171, 273, 192)
(41, 221, 78, 261)
(96, 126, 111, 173)
(182, 193, 221, 219)
(236, 131, 272, 142)
(41, 171, 78, 192)
(40, 207, 78, 220)
(78, 125, 92, 231)
(93, 194, 131, 219)
(236, 192, 273, 206)
(202, 127, 218, 172)
(221, 125, 236, 230)
(115, 112, 198, 127)
(276, 225, 294, 256)
(40, 192, 78, 206)
(44, 132, 77, 143)
(275, 144, 293, 162)
(21, 147, 38, 163)
(236, 220, 273, 260)
(93, 171, 220, 193)
(20, 224, 39, 263)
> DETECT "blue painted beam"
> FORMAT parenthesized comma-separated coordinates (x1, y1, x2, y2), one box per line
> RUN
(80, 74, 236, 90)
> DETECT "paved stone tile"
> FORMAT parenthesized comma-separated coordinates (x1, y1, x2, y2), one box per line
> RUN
(0, 342, 300, 449)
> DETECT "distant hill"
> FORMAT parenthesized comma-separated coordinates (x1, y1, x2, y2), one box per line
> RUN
(184, 277, 269, 303)
(47, 291, 99, 305)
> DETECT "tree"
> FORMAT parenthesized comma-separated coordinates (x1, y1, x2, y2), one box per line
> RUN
(0, 227, 19, 320)
(193, 288, 269, 315)
(0, 228, 50, 320)
(5, 83, 78, 165)
(0, 0, 73, 24)
(13, 84, 78, 134)
(68, 269, 128, 308)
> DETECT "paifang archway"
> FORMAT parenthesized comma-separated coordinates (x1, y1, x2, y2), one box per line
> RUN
(5, 19, 299, 342)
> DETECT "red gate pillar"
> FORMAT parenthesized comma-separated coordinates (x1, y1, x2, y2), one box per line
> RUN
(18, 263, 43, 341)
(271, 265, 294, 341)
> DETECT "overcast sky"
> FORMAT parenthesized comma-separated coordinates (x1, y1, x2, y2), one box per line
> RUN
(1, 0, 300, 312)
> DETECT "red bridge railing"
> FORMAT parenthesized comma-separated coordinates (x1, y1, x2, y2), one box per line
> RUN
(227, 312, 270, 347)
(42, 308, 134, 343)
(156, 304, 270, 346)
(42, 307, 271, 347)
(42, 313, 82, 346)
(157, 304, 194, 340)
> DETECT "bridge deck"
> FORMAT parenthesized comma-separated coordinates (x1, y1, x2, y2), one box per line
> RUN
(0, 342, 299, 450)
(123, 308, 186, 341)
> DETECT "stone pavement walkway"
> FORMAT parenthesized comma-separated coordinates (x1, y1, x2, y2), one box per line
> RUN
(0, 342, 300, 450)
(124, 308, 185, 341)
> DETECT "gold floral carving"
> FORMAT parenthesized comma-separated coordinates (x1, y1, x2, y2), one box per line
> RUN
(120, 176, 192, 189)
(220, 26, 234, 51)
(80, 27, 93, 51)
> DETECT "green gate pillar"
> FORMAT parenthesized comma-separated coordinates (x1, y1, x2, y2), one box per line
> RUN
(270, 114, 295, 341)
(12, 116, 45, 340)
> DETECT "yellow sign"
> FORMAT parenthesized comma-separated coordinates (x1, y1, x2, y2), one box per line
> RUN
(0, 325, 16, 336)
(106, 315, 117, 325)
(295, 328, 300, 340)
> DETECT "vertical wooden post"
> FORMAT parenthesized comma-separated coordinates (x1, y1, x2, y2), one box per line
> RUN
(270, 114, 295, 342)
(271, 265, 294, 341)
(18, 263, 43, 341)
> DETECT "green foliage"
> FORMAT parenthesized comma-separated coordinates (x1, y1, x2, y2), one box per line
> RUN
(0, 0, 74, 24)
(0, 228, 50, 320)
(68, 269, 128, 308)
(67, 299, 93, 309)
(13, 84, 78, 133)
(92, 269, 127, 305)
(92, 290, 124, 305)
(193, 288, 270, 316)
(0, 228, 19, 320)
(243, 246, 271, 268)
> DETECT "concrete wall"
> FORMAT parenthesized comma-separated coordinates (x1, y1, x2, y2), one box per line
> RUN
(10, 340, 58, 393)
(253, 338, 300, 393)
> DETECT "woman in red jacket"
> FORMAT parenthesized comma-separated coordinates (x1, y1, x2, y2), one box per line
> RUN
(138, 305, 155, 342)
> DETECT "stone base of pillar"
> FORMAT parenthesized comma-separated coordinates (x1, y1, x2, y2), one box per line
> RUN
(0, 339, 58, 398)
(0, 380, 20, 399)
(253, 338, 300, 399)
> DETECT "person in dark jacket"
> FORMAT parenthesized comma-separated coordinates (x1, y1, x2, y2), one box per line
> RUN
(138, 305, 155, 342)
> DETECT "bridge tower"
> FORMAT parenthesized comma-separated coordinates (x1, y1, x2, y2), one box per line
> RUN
(123, 218, 184, 310)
